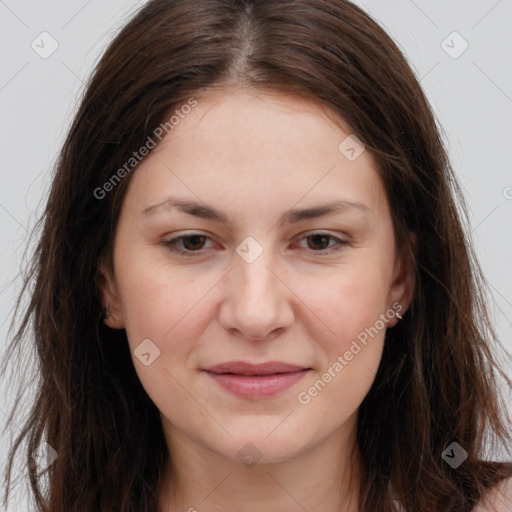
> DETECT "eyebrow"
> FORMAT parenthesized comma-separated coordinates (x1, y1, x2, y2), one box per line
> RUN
(141, 196, 372, 225)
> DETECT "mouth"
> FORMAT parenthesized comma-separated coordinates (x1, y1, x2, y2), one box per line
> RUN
(201, 361, 312, 399)
(203, 361, 311, 376)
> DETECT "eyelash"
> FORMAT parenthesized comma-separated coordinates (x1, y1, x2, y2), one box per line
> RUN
(162, 232, 349, 256)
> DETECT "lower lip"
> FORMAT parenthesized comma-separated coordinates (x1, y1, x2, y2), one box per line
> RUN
(203, 370, 310, 399)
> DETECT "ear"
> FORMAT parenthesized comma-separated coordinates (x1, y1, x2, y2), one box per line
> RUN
(386, 231, 416, 327)
(96, 259, 125, 329)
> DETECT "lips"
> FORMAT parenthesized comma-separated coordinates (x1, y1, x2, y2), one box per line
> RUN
(203, 361, 310, 376)
(201, 361, 311, 399)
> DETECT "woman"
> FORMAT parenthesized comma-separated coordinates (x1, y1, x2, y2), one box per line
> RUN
(2, 0, 511, 511)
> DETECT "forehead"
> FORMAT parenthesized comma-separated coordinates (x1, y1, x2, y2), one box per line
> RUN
(154, 88, 363, 160)
(124, 88, 388, 220)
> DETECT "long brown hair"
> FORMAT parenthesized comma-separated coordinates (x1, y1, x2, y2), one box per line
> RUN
(2, 1, 511, 511)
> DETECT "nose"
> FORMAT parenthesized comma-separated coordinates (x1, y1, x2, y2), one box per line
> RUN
(218, 246, 294, 341)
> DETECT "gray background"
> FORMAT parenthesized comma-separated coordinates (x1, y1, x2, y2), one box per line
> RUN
(1, 1, 511, 510)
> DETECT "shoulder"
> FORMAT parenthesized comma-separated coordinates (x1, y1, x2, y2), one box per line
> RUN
(473, 475, 512, 512)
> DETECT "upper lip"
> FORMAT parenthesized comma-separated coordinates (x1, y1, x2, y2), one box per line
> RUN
(203, 361, 310, 375)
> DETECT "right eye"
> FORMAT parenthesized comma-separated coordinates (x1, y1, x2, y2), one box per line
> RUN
(162, 233, 216, 256)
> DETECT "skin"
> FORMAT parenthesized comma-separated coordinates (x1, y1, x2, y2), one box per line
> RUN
(99, 87, 415, 512)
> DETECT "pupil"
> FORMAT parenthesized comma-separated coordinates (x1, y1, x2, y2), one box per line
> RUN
(184, 235, 204, 250)
(309, 235, 328, 250)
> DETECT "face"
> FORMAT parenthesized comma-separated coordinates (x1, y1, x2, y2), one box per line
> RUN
(99, 88, 414, 465)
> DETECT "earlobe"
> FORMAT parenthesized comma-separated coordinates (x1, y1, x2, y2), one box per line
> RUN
(387, 232, 416, 326)
(102, 305, 125, 329)
(96, 262, 125, 329)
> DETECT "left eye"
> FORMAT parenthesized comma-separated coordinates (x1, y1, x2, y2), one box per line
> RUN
(162, 232, 347, 255)
(295, 232, 347, 252)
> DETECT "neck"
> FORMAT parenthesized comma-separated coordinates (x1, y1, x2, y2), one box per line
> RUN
(157, 413, 362, 512)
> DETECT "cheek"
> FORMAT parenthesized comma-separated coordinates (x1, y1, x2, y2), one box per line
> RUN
(293, 259, 392, 346)
(295, 273, 388, 425)
(115, 248, 215, 345)
(115, 263, 213, 419)
(111, 249, 213, 395)
(290, 258, 391, 407)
